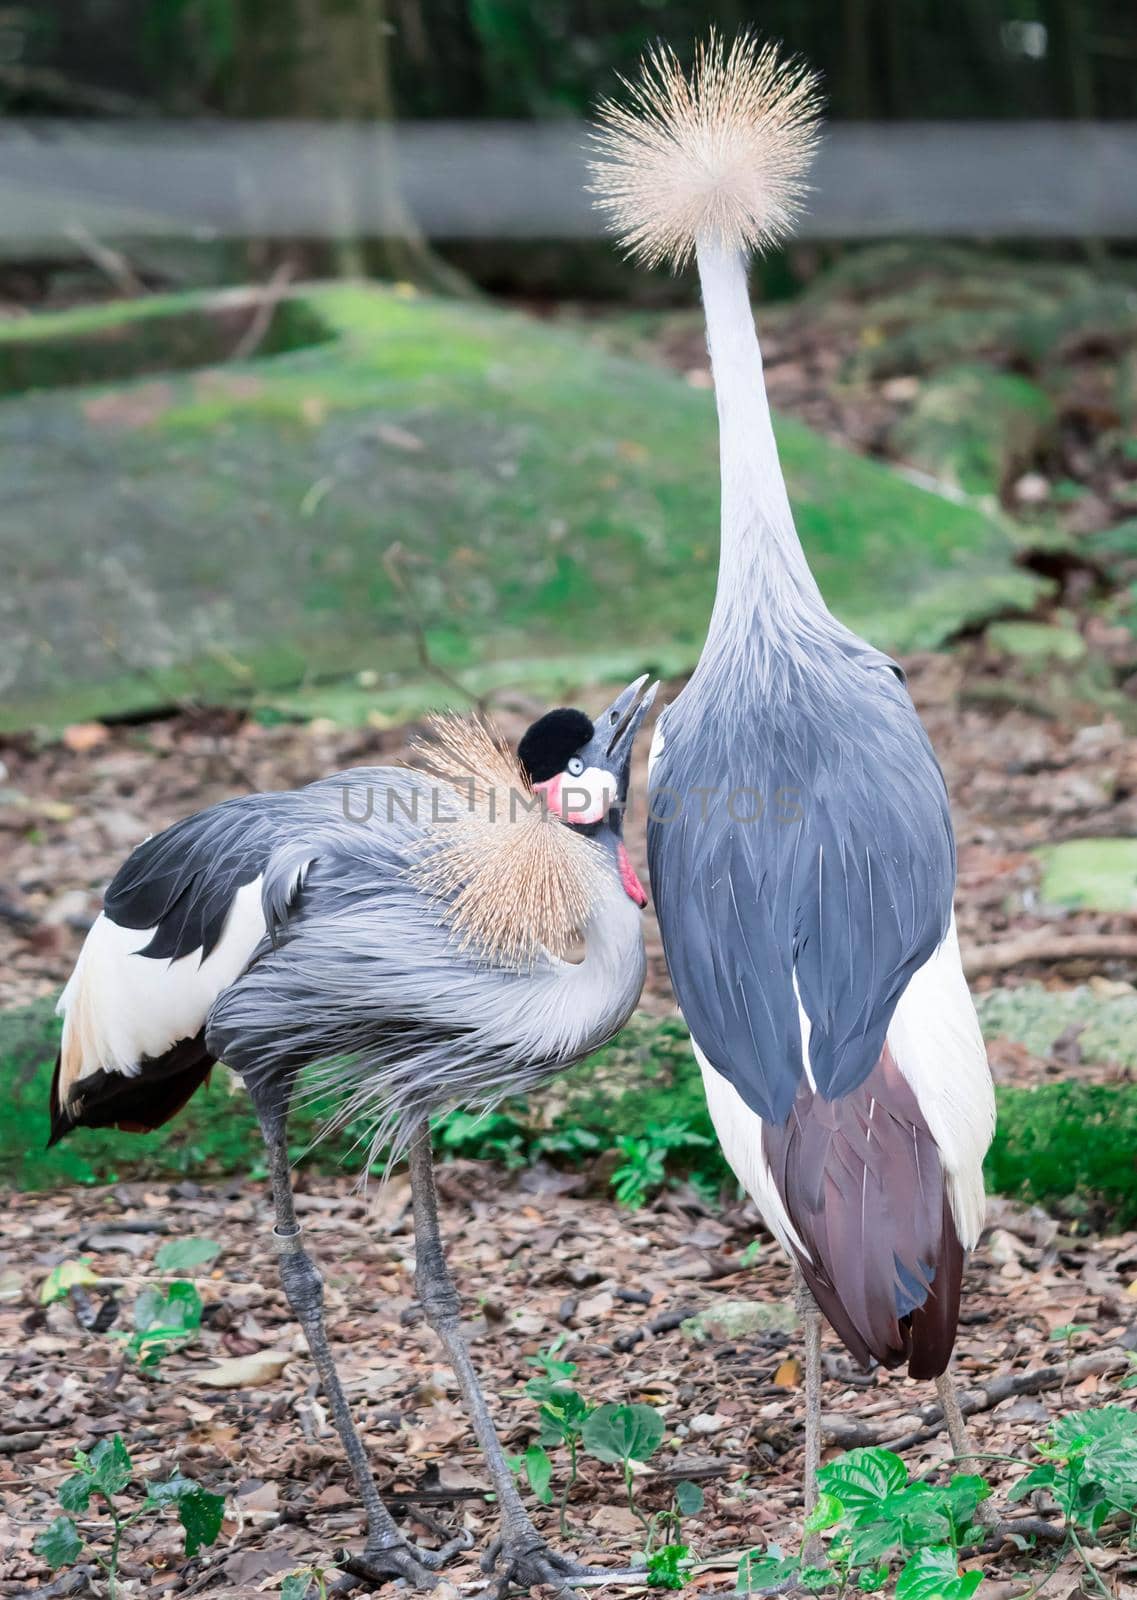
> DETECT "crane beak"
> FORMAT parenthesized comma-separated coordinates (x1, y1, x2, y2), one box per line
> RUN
(601, 674, 659, 769)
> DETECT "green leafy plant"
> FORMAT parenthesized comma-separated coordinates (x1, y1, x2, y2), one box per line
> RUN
(116, 1279, 204, 1368)
(736, 1448, 990, 1595)
(582, 1402, 665, 1537)
(436, 1108, 530, 1169)
(281, 1570, 328, 1600)
(647, 1542, 690, 1590)
(610, 1121, 713, 1208)
(1010, 1406, 1137, 1542)
(521, 1340, 593, 1535)
(643, 1480, 704, 1589)
(33, 1434, 224, 1599)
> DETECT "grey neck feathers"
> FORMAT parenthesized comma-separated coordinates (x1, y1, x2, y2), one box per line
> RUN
(542, 874, 645, 1057)
(696, 240, 829, 651)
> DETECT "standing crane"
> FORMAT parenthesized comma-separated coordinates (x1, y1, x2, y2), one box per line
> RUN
(590, 37, 996, 1526)
(51, 677, 656, 1592)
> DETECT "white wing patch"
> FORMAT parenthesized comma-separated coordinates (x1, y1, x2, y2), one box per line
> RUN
(693, 1040, 809, 1258)
(647, 718, 666, 784)
(57, 877, 267, 1097)
(886, 914, 995, 1248)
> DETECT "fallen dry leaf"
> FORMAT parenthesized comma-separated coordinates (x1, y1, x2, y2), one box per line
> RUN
(194, 1349, 295, 1388)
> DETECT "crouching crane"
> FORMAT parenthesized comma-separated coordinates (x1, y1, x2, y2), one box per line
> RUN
(590, 38, 996, 1527)
(52, 678, 656, 1592)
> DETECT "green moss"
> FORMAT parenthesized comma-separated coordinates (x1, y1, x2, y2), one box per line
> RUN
(986, 621, 1087, 663)
(1034, 839, 1137, 914)
(0, 298, 332, 396)
(1, 282, 1040, 734)
(890, 365, 1055, 497)
(987, 1083, 1137, 1225)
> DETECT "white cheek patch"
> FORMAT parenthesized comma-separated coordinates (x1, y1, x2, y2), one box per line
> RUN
(559, 766, 615, 824)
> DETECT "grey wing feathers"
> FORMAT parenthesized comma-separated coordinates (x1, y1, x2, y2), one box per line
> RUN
(103, 791, 298, 959)
(101, 767, 414, 962)
(648, 658, 955, 1123)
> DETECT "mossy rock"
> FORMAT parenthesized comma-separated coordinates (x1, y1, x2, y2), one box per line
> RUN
(975, 982, 1137, 1070)
(681, 1300, 797, 1342)
(1034, 839, 1137, 914)
(0, 282, 1040, 732)
(890, 364, 1055, 497)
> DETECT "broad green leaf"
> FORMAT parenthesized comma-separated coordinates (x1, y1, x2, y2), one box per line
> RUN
(34, 1516, 83, 1569)
(177, 1486, 226, 1555)
(845, 1489, 951, 1566)
(800, 1568, 833, 1592)
(803, 1492, 843, 1533)
(39, 1258, 97, 1305)
(647, 1543, 690, 1590)
(524, 1445, 554, 1505)
(674, 1479, 705, 1517)
(895, 1547, 982, 1600)
(817, 1448, 908, 1511)
(134, 1280, 203, 1333)
(57, 1472, 92, 1513)
(88, 1435, 132, 1499)
(536, 1387, 590, 1445)
(281, 1578, 312, 1600)
(144, 1472, 199, 1508)
(154, 1238, 222, 1274)
(857, 1566, 889, 1592)
(581, 1402, 665, 1465)
(736, 1550, 798, 1593)
(1008, 1464, 1056, 1502)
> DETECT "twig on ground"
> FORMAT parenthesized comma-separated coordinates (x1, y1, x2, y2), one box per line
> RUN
(823, 1351, 1128, 1449)
(963, 931, 1137, 979)
(229, 262, 296, 363)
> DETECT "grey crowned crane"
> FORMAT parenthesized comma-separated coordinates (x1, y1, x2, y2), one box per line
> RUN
(51, 678, 656, 1592)
(590, 38, 996, 1526)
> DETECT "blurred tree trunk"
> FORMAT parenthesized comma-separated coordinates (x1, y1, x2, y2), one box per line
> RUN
(231, 0, 468, 291)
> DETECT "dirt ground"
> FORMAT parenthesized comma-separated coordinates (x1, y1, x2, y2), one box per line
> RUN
(2, 1163, 1136, 1598)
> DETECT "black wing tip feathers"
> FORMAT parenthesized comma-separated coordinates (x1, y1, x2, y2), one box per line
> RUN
(47, 1034, 215, 1145)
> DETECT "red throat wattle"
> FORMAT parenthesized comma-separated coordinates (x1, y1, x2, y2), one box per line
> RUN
(617, 842, 648, 907)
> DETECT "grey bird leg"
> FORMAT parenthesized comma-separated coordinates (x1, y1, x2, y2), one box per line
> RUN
(259, 1112, 465, 1590)
(406, 1120, 640, 1596)
(792, 1267, 825, 1566)
(935, 1368, 972, 1461)
(935, 1367, 1010, 1534)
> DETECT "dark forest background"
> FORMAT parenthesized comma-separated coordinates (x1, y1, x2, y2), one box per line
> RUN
(4, 1, 1135, 123)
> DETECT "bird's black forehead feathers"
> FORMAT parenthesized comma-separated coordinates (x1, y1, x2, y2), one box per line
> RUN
(517, 708, 595, 783)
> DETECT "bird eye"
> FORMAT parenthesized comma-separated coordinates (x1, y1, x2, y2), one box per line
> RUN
(566, 756, 585, 777)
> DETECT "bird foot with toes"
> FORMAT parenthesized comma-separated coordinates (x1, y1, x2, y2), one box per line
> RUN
(334, 1530, 474, 1592)
(482, 1535, 643, 1598)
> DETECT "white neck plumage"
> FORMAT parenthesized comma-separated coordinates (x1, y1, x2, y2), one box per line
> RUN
(696, 240, 828, 646)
